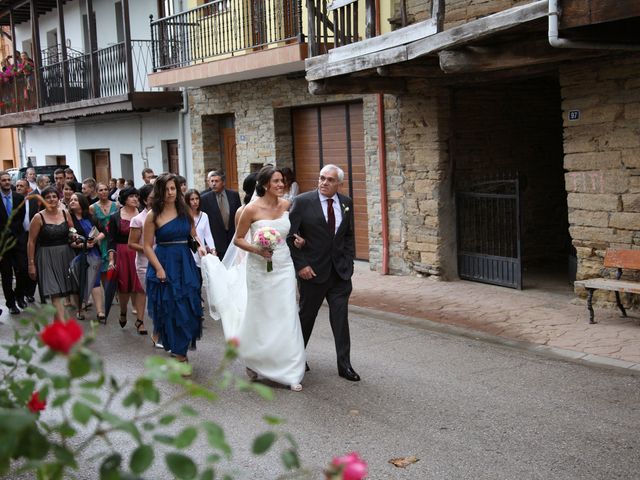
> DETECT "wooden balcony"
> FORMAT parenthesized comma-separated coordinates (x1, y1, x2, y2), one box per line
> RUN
(0, 40, 182, 127)
(148, 0, 373, 88)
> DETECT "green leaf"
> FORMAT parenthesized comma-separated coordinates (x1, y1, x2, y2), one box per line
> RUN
(122, 391, 143, 409)
(26, 365, 48, 379)
(130, 444, 154, 474)
(79, 392, 102, 405)
(263, 415, 283, 426)
(81, 373, 105, 389)
(16, 345, 34, 362)
(200, 468, 215, 480)
(18, 425, 50, 461)
(252, 432, 276, 455)
(57, 422, 76, 438)
(251, 383, 274, 401)
(51, 393, 71, 408)
(202, 422, 231, 457)
(181, 405, 198, 417)
(159, 414, 177, 425)
(206, 454, 221, 464)
(153, 434, 175, 445)
(140, 380, 160, 403)
(142, 422, 156, 431)
(281, 449, 300, 470)
(165, 452, 197, 480)
(71, 401, 92, 425)
(40, 348, 57, 363)
(100, 453, 122, 480)
(115, 420, 142, 443)
(187, 384, 218, 402)
(51, 375, 70, 389)
(174, 427, 198, 449)
(68, 352, 91, 378)
(52, 444, 76, 467)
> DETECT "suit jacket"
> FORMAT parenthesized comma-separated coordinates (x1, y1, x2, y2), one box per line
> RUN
(288, 190, 355, 284)
(200, 188, 241, 257)
(0, 191, 26, 251)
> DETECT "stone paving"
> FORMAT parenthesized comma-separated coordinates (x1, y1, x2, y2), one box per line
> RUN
(350, 262, 640, 367)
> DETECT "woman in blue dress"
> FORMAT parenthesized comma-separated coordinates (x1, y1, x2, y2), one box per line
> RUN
(143, 173, 206, 365)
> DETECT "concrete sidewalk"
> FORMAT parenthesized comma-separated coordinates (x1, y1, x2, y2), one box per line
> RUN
(350, 261, 640, 370)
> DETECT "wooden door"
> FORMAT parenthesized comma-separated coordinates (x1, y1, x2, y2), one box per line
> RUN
(221, 128, 238, 191)
(292, 103, 369, 260)
(92, 150, 111, 185)
(167, 140, 179, 174)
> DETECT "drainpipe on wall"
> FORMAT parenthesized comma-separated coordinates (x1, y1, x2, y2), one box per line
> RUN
(375, 0, 390, 275)
(548, 0, 640, 51)
(178, 87, 189, 184)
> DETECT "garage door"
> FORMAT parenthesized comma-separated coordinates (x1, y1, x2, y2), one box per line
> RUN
(292, 102, 369, 260)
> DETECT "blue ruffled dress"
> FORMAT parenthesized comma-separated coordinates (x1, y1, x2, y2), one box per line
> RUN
(146, 216, 202, 356)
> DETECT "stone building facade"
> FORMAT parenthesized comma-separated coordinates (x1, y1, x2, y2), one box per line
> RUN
(184, 0, 639, 305)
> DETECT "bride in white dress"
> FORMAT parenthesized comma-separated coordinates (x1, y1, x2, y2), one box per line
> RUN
(203, 166, 305, 391)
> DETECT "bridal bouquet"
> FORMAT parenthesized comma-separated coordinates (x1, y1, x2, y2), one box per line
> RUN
(253, 226, 283, 272)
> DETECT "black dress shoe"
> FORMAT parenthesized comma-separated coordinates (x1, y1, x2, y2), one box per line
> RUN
(17, 298, 27, 309)
(9, 306, 20, 315)
(26, 296, 35, 303)
(338, 367, 360, 382)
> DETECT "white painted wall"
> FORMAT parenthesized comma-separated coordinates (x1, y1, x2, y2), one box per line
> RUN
(23, 111, 189, 187)
(13, 0, 156, 55)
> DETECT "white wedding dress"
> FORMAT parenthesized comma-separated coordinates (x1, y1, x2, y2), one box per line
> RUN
(202, 212, 305, 386)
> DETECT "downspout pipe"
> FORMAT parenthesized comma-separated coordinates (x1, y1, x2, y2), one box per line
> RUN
(548, 0, 640, 51)
(375, 0, 390, 275)
(178, 87, 189, 184)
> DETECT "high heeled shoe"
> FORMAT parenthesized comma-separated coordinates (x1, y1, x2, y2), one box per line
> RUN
(290, 384, 303, 392)
(150, 334, 164, 349)
(134, 319, 148, 335)
(97, 313, 107, 325)
(119, 312, 127, 328)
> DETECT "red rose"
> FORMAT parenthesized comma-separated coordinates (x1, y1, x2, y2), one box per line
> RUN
(27, 391, 46, 413)
(40, 319, 83, 355)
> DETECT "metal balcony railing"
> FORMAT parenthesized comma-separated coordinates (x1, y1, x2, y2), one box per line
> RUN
(0, 40, 160, 114)
(150, 0, 304, 70)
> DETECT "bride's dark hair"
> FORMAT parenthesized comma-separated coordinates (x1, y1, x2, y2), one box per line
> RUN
(151, 173, 193, 226)
(255, 165, 283, 197)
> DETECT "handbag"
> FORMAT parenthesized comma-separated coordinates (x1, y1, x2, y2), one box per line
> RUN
(187, 235, 200, 254)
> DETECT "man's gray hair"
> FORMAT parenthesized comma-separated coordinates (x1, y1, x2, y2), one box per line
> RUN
(36, 174, 49, 185)
(209, 170, 225, 181)
(320, 164, 344, 182)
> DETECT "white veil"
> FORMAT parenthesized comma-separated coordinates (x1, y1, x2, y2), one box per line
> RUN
(201, 193, 257, 338)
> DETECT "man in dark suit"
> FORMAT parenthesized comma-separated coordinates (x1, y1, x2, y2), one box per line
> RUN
(200, 170, 241, 260)
(287, 164, 360, 381)
(15, 179, 39, 304)
(0, 171, 27, 314)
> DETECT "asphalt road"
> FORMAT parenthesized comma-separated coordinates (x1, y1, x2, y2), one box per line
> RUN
(3, 304, 640, 479)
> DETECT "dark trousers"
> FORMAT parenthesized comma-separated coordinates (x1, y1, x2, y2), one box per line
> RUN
(298, 267, 353, 371)
(0, 246, 26, 307)
(17, 233, 37, 299)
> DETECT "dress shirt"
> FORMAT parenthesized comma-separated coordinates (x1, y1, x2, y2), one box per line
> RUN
(318, 191, 342, 234)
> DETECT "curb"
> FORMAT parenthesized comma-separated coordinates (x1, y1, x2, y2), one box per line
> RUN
(348, 304, 640, 375)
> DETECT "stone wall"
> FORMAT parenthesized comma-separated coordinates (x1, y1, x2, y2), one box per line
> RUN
(561, 53, 640, 299)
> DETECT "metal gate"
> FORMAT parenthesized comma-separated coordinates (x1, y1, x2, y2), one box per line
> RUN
(456, 175, 522, 289)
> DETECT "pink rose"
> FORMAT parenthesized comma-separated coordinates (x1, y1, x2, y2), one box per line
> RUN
(330, 452, 368, 480)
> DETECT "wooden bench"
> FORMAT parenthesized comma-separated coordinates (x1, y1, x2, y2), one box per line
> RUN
(574, 249, 640, 324)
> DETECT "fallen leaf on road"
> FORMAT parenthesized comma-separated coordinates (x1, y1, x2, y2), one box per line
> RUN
(389, 455, 419, 468)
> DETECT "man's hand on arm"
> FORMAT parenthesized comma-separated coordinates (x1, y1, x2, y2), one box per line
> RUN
(298, 266, 316, 280)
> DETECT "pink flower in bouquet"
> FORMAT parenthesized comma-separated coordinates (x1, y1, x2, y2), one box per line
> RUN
(252, 226, 283, 272)
(327, 452, 368, 480)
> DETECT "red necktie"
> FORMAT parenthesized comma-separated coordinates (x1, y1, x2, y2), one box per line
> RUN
(327, 198, 335, 235)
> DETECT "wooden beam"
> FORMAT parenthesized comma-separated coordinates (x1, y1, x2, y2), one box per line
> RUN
(56, 0, 68, 104)
(122, 0, 134, 93)
(407, 0, 548, 61)
(560, 0, 640, 29)
(431, 0, 444, 32)
(30, 0, 43, 108)
(438, 39, 605, 74)
(376, 62, 442, 78)
(85, 0, 99, 98)
(308, 77, 406, 95)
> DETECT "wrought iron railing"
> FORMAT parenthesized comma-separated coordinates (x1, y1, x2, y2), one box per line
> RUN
(150, 0, 305, 70)
(1, 40, 160, 113)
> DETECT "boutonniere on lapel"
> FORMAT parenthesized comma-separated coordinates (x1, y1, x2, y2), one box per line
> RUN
(341, 203, 350, 214)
